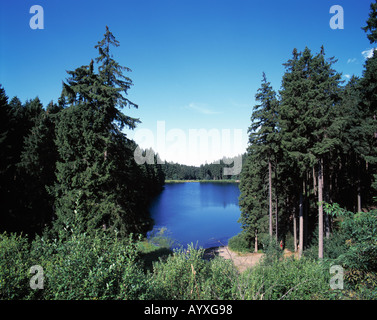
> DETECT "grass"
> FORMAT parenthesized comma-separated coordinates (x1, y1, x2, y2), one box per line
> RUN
(138, 240, 173, 272)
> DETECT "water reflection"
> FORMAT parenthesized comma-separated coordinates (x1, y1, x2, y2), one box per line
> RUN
(199, 182, 240, 208)
(149, 182, 241, 248)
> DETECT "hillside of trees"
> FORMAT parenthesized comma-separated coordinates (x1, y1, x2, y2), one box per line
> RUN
(162, 154, 245, 181)
(238, 3, 377, 260)
(0, 27, 164, 238)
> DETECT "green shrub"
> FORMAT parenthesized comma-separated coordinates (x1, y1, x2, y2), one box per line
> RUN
(204, 257, 239, 299)
(324, 204, 377, 272)
(6, 203, 377, 300)
(239, 257, 329, 300)
(259, 235, 283, 266)
(0, 233, 31, 299)
(149, 244, 211, 299)
(35, 231, 149, 300)
(284, 232, 296, 252)
(228, 232, 251, 253)
(0, 229, 151, 300)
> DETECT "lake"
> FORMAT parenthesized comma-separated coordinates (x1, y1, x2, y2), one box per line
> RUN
(148, 182, 242, 249)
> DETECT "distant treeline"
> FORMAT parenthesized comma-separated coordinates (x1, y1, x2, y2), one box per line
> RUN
(162, 154, 246, 181)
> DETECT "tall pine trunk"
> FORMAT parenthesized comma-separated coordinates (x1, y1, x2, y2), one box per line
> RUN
(274, 159, 278, 241)
(269, 158, 273, 237)
(313, 166, 317, 196)
(293, 207, 297, 252)
(318, 158, 324, 259)
(254, 229, 258, 253)
(304, 175, 309, 249)
(357, 162, 362, 212)
(324, 163, 330, 239)
(298, 179, 304, 258)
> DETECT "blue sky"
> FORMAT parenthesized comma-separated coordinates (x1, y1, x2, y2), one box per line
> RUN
(0, 0, 375, 165)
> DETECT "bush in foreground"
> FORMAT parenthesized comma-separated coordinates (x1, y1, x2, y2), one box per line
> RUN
(1, 231, 332, 300)
(2, 207, 377, 301)
(0, 230, 150, 300)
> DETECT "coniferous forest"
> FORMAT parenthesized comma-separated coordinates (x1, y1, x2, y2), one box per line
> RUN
(162, 155, 245, 181)
(1, 2, 377, 302)
(0, 27, 165, 239)
(238, 45, 377, 255)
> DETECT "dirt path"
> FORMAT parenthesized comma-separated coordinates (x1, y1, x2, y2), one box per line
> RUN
(204, 246, 297, 272)
(203, 246, 262, 272)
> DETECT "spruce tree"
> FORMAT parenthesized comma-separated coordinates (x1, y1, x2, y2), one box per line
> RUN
(310, 47, 343, 256)
(51, 27, 147, 237)
(18, 101, 62, 234)
(358, 52, 377, 201)
(0, 94, 47, 235)
(239, 149, 269, 252)
(279, 46, 342, 258)
(239, 73, 279, 250)
(362, 0, 377, 44)
(0, 85, 11, 232)
(250, 73, 279, 237)
(94, 26, 140, 131)
(0, 85, 10, 173)
(279, 48, 313, 256)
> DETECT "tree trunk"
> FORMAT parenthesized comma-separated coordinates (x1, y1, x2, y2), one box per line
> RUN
(318, 158, 324, 259)
(304, 173, 308, 249)
(313, 166, 317, 196)
(275, 161, 278, 241)
(357, 162, 362, 212)
(254, 229, 258, 253)
(293, 207, 297, 252)
(269, 159, 273, 237)
(324, 160, 330, 239)
(299, 180, 304, 258)
(275, 194, 278, 241)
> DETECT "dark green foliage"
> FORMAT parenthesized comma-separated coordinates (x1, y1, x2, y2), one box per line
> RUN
(324, 203, 377, 272)
(2, 207, 377, 300)
(0, 85, 9, 147)
(0, 230, 331, 300)
(239, 73, 279, 248)
(0, 233, 31, 299)
(363, 0, 377, 44)
(238, 148, 269, 247)
(18, 102, 62, 234)
(240, 36, 377, 259)
(0, 28, 164, 238)
(228, 232, 251, 253)
(358, 50, 377, 194)
(50, 27, 163, 238)
(0, 92, 55, 236)
(279, 46, 343, 175)
(150, 245, 211, 299)
(0, 230, 149, 300)
(249, 72, 280, 157)
(162, 155, 244, 181)
(240, 256, 329, 300)
(259, 234, 284, 265)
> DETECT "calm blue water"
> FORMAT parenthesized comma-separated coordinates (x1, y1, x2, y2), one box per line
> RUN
(148, 182, 242, 249)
